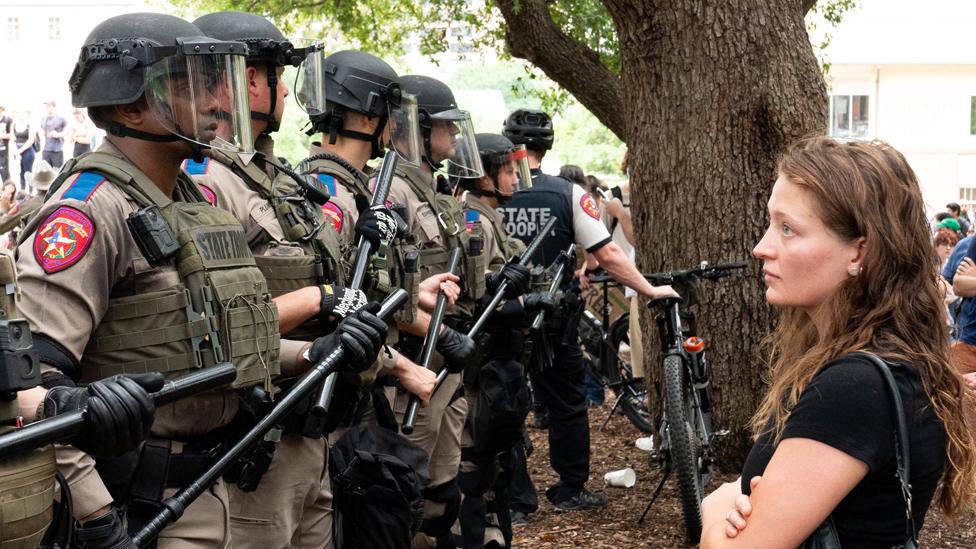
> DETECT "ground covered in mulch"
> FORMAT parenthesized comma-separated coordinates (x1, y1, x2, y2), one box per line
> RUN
(513, 403, 976, 548)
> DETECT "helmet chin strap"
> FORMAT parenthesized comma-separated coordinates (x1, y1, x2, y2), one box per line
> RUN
(318, 112, 389, 160)
(108, 122, 207, 162)
(251, 64, 280, 134)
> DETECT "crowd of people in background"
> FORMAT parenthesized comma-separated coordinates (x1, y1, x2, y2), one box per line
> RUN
(0, 101, 98, 191)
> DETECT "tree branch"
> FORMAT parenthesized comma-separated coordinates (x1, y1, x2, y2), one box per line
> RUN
(802, 0, 817, 15)
(494, 0, 627, 141)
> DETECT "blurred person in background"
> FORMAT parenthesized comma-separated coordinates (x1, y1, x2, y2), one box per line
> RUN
(67, 108, 96, 157)
(0, 180, 16, 215)
(11, 109, 36, 191)
(0, 105, 12, 181)
(40, 100, 66, 168)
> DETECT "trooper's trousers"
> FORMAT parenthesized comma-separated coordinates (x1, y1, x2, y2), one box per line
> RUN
(226, 435, 333, 549)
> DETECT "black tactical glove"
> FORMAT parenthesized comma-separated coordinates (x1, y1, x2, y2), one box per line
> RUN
(75, 507, 133, 549)
(309, 303, 388, 373)
(319, 284, 368, 322)
(354, 206, 400, 249)
(436, 326, 477, 373)
(485, 263, 531, 299)
(44, 373, 164, 459)
(522, 291, 559, 314)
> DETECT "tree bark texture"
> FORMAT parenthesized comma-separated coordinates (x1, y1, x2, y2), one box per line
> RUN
(601, 0, 827, 468)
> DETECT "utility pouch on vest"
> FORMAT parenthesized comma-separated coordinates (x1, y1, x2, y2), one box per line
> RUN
(0, 443, 56, 549)
(465, 232, 486, 301)
(396, 250, 420, 324)
(127, 206, 179, 267)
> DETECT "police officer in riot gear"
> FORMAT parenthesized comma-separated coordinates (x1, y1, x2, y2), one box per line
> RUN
(12, 12, 385, 548)
(189, 12, 409, 548)
(385, 75, 490, 549)
(500, 109, 676, 516)
(454, 133, 555, 548)
(298, 49, 440, 412)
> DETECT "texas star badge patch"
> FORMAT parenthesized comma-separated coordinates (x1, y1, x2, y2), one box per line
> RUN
(34, 206, 96, 274)
(580, 193, 601, 220)
(322, 201, 344, 232)
(199, 184, 218, 207)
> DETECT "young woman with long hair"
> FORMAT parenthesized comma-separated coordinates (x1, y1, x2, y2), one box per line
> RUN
(700, 136, 976, 547)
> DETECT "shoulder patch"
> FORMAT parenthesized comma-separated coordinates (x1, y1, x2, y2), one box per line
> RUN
(322, 201, 344, 232)
(465, 209, 480, 231)
(61, 172, 106, 202)
(580, 193, 600, 220)
(198, 184, 218, 207)
(182, 157, 210, 175)
(33, 206, 96, 274)
(317, 173, 337, 196)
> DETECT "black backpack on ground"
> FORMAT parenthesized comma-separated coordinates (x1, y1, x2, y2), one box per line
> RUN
(330, 410, 430, 548)
(468, 358, 531, 456)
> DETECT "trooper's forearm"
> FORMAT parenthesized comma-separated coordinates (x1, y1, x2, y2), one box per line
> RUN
(592, 242, 657, 297)
(273, 286, 321, 334)
(397, 309, 433, 338)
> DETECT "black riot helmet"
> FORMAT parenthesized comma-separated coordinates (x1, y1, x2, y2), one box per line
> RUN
(502, 108, 554, 152)
(301, 50, 413, 162)
(69, 12, 253, 155)
(399, 75, 482, 178)
(194, 11, 323, 134)
(455, 133, 531, 204)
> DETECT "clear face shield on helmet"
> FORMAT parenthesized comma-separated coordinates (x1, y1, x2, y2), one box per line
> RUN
(428, 109, 483, 179)
(144, 37, 253, 153)
(384, 91, 421, 167)
(512, 144, 532, 190)
(293, 42, 328, 116)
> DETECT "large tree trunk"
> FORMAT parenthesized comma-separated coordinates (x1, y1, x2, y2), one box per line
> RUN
(603, 0, 827, 467)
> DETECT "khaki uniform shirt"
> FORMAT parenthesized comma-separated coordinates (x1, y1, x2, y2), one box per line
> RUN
(387, 166, 444, 250)
(188, 140, 396, 373)
(307, 143, 365, 244)
(16, 141, 240, 518)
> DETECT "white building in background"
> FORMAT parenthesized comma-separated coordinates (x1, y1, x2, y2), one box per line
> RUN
(823, 0, 976, 213)
(0, 1, 157, 118)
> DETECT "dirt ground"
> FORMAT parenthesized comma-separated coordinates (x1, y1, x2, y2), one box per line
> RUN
(513, 402, 976, 548)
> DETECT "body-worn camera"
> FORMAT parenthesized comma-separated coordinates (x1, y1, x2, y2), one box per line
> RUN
(0, 319, 40, 399)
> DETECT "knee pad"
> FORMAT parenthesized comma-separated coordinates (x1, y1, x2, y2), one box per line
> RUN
(420, 479, 461, 539)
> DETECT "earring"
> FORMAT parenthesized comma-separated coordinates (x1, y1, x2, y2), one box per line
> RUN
(848, 265, 861, 276)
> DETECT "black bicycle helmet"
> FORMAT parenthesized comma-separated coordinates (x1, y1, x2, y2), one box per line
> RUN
(502, 108, 554, 151)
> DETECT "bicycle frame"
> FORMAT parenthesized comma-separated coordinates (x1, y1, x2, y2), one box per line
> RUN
(657, 299, 713, 462)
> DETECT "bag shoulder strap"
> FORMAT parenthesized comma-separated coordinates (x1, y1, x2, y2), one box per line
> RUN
(849, 351, 918, 547)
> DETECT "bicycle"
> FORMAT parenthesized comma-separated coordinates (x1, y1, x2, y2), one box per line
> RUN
(611, 260, 747, 543)
(577, 273, 653, 433)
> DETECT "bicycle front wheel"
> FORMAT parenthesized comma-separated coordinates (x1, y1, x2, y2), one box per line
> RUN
(663, 354, 704, 543)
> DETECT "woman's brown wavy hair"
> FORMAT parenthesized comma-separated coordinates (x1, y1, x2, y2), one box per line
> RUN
(751, 136, 976, 517)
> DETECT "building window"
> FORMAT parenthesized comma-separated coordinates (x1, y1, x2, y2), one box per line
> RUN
(6, 17, 19, 42)
(829, 95, 869, 139)
(970, 97, 976, 135)
(961, 187, 976, 203)
(48, 17, 61, 41)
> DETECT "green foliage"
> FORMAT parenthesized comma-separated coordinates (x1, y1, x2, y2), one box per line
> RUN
(549, 104, 626, 177)
(806, 0, 861, 76)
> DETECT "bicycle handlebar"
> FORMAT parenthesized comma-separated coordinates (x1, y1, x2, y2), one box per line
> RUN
(588, 260, 747, 286)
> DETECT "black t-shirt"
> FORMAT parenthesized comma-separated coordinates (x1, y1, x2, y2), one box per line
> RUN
(741, 354, 946, 548)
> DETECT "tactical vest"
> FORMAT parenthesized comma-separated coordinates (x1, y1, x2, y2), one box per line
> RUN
(396, 166, 485, 311)
(0, 254, 55, 549)
(464, 197, 526, 265)
(208, 149, 348, 341)
(37, 152, 281, 390)
(498, 170, 575, 268)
